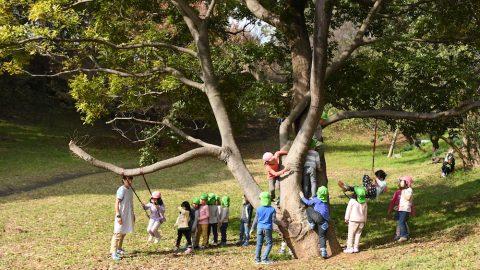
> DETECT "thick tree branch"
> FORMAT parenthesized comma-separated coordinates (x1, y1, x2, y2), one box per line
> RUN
(69, 141, 223, 176)
(170, 0, 202, 30)
(243, 0, 283, 28)
(106, 117, 218, 148)
(326, 0, 383, 77)
(242, 63, 289, 83)
(322, 100, 480, 127)
(5, 37, 197, 57)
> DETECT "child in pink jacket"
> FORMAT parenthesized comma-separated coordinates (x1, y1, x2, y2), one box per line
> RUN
(344, 187, 368, 254)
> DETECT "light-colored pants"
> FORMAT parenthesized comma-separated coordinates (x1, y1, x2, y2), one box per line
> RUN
(147, 219, 161, 239)
(110, 233, 126, 254)
(198, 224, 209, 247)
(347, 221, 364, 249)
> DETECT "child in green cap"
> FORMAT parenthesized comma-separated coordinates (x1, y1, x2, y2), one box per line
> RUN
(219, 196, 230, 246)
(344, 187, 368, 254)
(298, 186, 330, 258)
(207, 193, 220, 246)
(197, 193, 210, 248)
(255, 192, 276, 265)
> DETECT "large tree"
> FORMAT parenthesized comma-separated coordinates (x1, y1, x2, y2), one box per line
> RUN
(2, 0, 480, 258)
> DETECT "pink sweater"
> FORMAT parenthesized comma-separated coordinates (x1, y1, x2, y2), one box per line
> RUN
(345, 198, 368, 223)
(198, 205, 210, 225)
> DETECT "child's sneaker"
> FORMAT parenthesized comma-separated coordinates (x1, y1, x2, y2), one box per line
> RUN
(116, 249, 126, 256)
(184, 247, 193, 254)
(398, 237, 408, 242)
(153, 238, 160, 244)
(262, 260, 274, 265)
(111, 252, 121, 261)
(320, 248, 328, 258)
(173, 246, 179, 252)
(353, 248, 359, 253)
(242, 242, 249, 247)
(343, 247, 354, 254)
(147, 235, 153, 243)
(255, 260, 261, 265)
(441, 172, 446, 178)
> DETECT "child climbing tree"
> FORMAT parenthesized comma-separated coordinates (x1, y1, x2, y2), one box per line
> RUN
(2, 0, 480, 259)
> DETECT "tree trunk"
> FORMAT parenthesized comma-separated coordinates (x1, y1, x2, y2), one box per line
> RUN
(387, 128, 399, 158)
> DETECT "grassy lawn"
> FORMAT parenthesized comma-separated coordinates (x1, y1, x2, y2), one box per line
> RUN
(0, 117, 479, 269)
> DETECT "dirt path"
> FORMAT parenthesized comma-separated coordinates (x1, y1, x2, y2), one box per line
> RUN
(0, 171, 103, 197)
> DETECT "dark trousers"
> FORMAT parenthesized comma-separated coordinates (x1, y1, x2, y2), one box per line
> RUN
(442, 162, 454, 175)
(398, 211, 410, 238)
(268, 178, 280, 201)
(220, 222, 228, 243)
(176, 228, 192, 248)
(207, 223, 218, 243)
(306, 207, 327, 249)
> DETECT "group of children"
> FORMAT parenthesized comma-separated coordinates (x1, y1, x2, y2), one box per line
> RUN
(339, 170, 416, 254)
(109, 142, 416, 263)
(110, 177, 231, 261)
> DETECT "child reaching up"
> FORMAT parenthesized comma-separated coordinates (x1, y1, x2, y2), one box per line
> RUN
(338, 170, 388, 200)
(344, 187, 368, 254)
(299, 186, 330, 258)
(174, 201, 193, 254)
(262, 150, 289, 201)
(219, 196, 230, 246)
(142, 191, 166, 244)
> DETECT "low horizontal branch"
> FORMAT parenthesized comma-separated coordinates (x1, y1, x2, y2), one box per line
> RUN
(69, 141, 223, 176)
(322, 100, 480, 127)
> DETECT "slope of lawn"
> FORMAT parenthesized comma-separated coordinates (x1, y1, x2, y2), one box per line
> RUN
(0, 116, 479, 270)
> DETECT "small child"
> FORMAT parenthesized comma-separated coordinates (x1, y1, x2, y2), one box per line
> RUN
(219, 196, 230, 246)
(344, 187, 368, 254)
(174, 201, 193, 254)
(388, 176, 416, 241)
(442, 150, 455, 177)
(299, 186, 330, 258)
(191, 197, 200, 248)
(197, 193, 210, 248)
(207, 193, 220, 246)
(262, 150, 289, 201)
(338, 170, 388, 200)
(142, 191, 166, 244)
(396, 176, 414, 242)
(255, 192, 276, 265)
(237, 195, 254, 246)
(303, 139, 321, 198)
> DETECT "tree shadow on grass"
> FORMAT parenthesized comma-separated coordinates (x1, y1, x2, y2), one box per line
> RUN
(329, 178, 480, 250)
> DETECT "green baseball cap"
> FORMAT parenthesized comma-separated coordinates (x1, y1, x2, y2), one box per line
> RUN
(259, 192, 271, 206)
(200, 193, 208, 200)
(192, 197, 200, 205)
(207, 193, 216, 205)
(316, 186, 328, 203)
(221, 196, 230, 207)
(354, 186, 367, 204)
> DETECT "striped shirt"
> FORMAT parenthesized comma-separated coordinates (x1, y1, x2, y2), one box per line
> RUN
(304, 150, 320, 168)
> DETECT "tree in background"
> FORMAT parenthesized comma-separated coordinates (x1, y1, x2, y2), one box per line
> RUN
(1, 0, 480, 258)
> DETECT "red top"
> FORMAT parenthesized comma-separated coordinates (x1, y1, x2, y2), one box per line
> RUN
(388, 189, 416, 216)
(264, 150, 288, 179)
